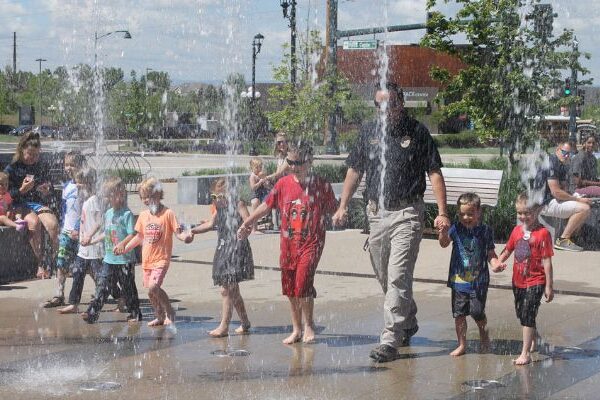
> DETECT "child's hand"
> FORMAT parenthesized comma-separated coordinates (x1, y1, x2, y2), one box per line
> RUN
(80, 235, 90, 246)
(183, 233, 194, 243)
(237, 223, 251, 240)
(20, 177, 35, 193)
(490, 259, 507, 273)
(69, 230, 79, 240)
(544, 285, 554, 303)
(113, 242, 125, 254)
(36, 182, 51, 196)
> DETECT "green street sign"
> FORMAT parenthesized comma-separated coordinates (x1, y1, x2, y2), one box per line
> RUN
(342, 40, 378, 50)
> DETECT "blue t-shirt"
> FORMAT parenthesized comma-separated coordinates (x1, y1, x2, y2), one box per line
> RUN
(447, 222, 495, 294)
(103, 207, 135, 264)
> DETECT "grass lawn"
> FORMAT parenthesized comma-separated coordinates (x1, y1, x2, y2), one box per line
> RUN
(0, 134, 18, 143)
(438, 147, 500, 154)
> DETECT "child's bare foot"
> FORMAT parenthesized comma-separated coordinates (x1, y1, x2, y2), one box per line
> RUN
(450, 345, 467, 356)
(234, 324, 251, 335)
(283, 331, 302, 345)
(302, 326, 316, 344)
(147, 318, 165, 327)
(163, 316, 175, 326)
(58, 304, 78, 314)
(513, 354, 532, 365)
(208, 326, 229, 338)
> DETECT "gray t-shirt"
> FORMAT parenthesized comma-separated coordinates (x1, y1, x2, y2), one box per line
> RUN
(571, 151, 598, 187)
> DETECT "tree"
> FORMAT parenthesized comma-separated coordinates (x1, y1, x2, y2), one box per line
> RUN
(267, 31, 371, 144)
(422, 0, 591, 163)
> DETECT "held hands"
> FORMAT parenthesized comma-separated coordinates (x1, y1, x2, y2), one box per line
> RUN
(113, 242, 126, 255)
(237, 223, 252, 240)
(490, 258, 507, 273)
(434, 214, 451, 233)
(79, 235, 91, 246)
(183, 232, 194, 243)
(68, 230, 79, 240)
(36, 182, 51, 196)
(331, 207, 348, 227)
(545, 285, 554, 303)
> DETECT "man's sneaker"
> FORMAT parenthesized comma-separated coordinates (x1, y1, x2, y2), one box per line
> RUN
(554, 238, 583, 252)
(369, 344, 398, 363)
(400, 324, 419, 347)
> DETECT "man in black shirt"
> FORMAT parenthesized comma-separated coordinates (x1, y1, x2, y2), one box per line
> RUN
(332, 83, 450, 362)
(536, 142, 591, 251)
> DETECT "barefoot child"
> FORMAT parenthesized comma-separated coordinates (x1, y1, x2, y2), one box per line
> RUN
(248, 157, 270, 231)
(82, 177, 142, 323)
(190, 177, 254, 337)
(498, 192, 554, 365)
(238, 140, 337, 344)
(118, 177, 193, 327)
(0, 172, 27, 231)
(59, 167, 104, 314)
(438, 192, 505, 356)
(44, 151, 86, 307)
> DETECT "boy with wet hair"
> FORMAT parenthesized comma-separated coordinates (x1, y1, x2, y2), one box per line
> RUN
(499, 192, 554, 365)
(238, 140, 338, 344)
(439, 192, 505, 356)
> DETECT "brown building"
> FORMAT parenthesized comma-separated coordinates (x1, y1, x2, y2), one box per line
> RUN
(335, 44, 467, 133)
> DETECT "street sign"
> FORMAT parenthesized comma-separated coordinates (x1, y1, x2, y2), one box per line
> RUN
(342, 39, 378, 50)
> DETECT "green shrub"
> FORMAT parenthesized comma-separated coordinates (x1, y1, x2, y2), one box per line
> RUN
(434, 131, 482, 148)
(182, 167, 248, 176)
(313, 164, 348, 183)
(103, 168, 143, 184)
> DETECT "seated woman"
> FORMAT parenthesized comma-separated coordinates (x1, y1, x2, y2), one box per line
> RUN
(571, 134, 600, 198)
(4, 131, 59, 279)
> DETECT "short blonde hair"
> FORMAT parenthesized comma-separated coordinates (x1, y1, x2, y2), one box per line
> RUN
(210, 177, 227, 193)
(516, 192, 543, 211)
(249, 157, 263, 171)
(139, 177, 164, 199)
(102, 176, 126, 197)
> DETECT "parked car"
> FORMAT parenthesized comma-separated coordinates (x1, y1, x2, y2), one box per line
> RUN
(0, 124, 15, 135)
(33, 125, 58, 138)
(9, 125, 32, 136)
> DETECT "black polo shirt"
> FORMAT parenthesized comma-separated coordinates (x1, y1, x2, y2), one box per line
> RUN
(346, 114, 443, 209)
(534, 153, 568, 205)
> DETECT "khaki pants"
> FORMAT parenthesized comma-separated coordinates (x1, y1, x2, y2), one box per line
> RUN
(367, 200, 424, 347)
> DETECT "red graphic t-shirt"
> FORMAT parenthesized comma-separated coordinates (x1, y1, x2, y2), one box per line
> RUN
(265, 174, 337, 270)
(504, 225, 553, 288)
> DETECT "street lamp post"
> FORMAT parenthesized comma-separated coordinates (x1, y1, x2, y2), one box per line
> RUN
(94, 30, 132, 69)
(35, 58, 47, 125)
(145, 67, 153, 95)
(249, 33, 264, 156)
(568, 37, 579, 144)
(280, 0, 297, 88)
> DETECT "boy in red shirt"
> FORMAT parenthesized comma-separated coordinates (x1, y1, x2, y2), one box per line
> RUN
(238, 140, 337, 344)
(499, 192, 554, 365)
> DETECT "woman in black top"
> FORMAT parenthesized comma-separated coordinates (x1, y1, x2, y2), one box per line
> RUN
(4, 131, 59, 278)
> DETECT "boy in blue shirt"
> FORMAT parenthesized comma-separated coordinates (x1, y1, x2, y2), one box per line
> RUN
(83, 176, 141, 323)
(438, 192, 505, 356)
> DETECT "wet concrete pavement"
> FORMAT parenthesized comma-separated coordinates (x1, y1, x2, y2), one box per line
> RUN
(1, 186, 600, 399)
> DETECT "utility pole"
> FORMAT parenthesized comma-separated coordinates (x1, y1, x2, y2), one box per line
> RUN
(325, 0, 338, 154)
(35, 58, 47, 126)
(13, 32, 16, 74)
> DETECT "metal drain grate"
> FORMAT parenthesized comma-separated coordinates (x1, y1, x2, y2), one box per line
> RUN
(79, 381, 122, 392)
(462, 379, 505, 391)
(211, 349, 251, 357)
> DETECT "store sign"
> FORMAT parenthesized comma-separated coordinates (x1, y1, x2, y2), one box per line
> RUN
(343, 40, 378, 50)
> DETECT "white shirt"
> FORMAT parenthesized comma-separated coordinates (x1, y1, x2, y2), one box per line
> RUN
(61, 181, 80, 233)
(78, 195, 104, 259)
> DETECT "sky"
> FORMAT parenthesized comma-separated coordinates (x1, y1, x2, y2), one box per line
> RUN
(0, 0, 598, 86)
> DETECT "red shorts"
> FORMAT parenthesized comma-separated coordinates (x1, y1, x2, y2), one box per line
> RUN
(281, 247, 322, 298)
(143, 266, 168, 288)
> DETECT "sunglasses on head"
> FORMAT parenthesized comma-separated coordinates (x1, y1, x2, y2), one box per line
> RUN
(210, 193, 226, 200)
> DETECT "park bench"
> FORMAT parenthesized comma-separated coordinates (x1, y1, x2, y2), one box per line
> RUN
(331, 167, 505, 207)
